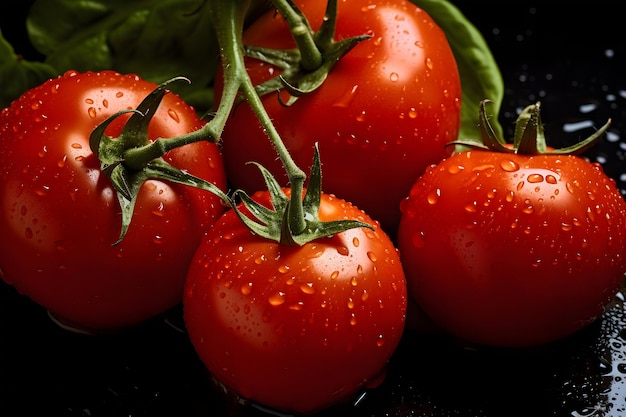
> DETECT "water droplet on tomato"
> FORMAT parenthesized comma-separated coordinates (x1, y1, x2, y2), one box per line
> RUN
(84, 98, 94, 105)
(367, 251, 377, 262)
(389, 72, 399, 82)
(356, 110, 366, 122)
(376, 334, 385, 347)
(352, 237, 360, 248)
(528, 173, 544, 183)
(240, 282, 253, 295)
(278, 265, 290, 274)
(268, 292, 285, 306)
(337, 246, 349, 256)
(427, 189, 440, 204)
(561, 222, 573, 231)
(87, 107, 97, 119)
(299, 283, 315, 295)
(349, 314, 357, 326)
(167, 109, 180, 123)
(500, 159, 520, 172)
(546, 174, 558, 184)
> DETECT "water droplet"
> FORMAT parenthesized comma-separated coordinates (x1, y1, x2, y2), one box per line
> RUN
(376, 334, 385, 347)
(356, 111, 366, 122)
(84, 98, 94, 105)
(352, 237, 360, 248)
(337, 246, 349, 256)
(408, 108, 417, 118)
(330, 270, 339, 279)
(300, 283, 315, 295)
(278, 265, 290, 274)
(425, 57, 434, 70)
(268, 292, 285, 306)
(546, 174, 557, 184)
(240, 282, 253, 295)
(367, 251, 377, 262)
(561, 222, 573, 231)
(500, 159, 520, 172)
(528, 173, 544, 183)
(24, 227, 33, 239)
(427, 189, 440, 204)
(87, 107, 97, 119)
(389, 72, 399, 82)
(167, 109, 180, 123)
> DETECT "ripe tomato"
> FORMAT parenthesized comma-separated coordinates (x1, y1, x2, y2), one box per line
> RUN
(0, 70, 228, 332)
(397, 150, 626, 347)
(217, 0, 461, 236)
(183, 190, 407, 414)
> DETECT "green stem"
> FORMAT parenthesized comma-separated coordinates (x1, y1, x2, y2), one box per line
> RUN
(271, 0, 322, 71)
(209, 0, 307, 234)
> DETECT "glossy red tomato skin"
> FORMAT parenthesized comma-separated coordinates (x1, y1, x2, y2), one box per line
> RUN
(218, 0, 461, 236)
(0, 70, 227, 332)
(397, 150, 626, 347)
(183, 191, 407, 414)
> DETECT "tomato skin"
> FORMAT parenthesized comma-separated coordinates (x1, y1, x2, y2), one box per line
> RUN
(183, 191, 407, 414)
(397, 150, 626, 347)
(0, 70, 227, 331)
(218, 0, 461, 236)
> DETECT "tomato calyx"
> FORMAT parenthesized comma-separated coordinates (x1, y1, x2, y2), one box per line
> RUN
(89, 77, 230, 245)
(453, 99, 611, 155)
(233, 144, 373, 245)
(244, 0, 370, 106)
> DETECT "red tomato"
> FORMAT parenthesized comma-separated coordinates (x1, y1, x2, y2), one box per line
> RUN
(397, 150, 626, 347)
(0, 70, 228, 332)
(217, 0, 461, 236)
(183, 190, 407, 414)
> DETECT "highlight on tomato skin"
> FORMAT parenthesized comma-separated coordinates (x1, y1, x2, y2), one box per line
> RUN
(183, 190, 408, 415)
(0, 70, 228, 332)
(397, 150, 626, 348)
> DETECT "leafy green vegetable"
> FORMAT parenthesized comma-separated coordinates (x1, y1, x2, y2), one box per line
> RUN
(0, 29, 56, 109)
(26, 0, 220, 111)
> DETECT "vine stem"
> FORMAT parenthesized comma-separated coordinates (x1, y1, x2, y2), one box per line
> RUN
(123, 0, 309, 234)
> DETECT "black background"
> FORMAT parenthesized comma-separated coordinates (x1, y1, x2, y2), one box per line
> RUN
(1, 1, 626, 417)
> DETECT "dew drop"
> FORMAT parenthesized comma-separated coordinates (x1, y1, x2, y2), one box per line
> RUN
(337, 246, 349, 256)
(546, 174, 558, 184)
(24, 227, 33, 239)
(376, 334, 385, 347)
(427, 189, 440, 205)
(389, 72, 399, 82)
(165, 109, 180, 123)
(268, 292, 286, 306)
(240, 282, 253, 295)
(528, 174, 544, 183)
(500, 159, 520, 172)
(330, 270, 340, 279)
(87, 107, 97, 119)
(300, 282, 315, 295)
(352, 237, 360, 248)
(367, 251, 377, 262)
(425, 57, 434, 70)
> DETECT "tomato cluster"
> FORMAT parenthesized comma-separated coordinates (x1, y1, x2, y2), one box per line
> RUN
(1, 0, 625, 415)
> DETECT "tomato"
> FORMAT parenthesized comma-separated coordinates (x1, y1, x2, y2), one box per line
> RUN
(183, 190, 407, 414)
(397, 148, 626, 347)
(217, 0, 461, 236)
(0, 70, 228, 332)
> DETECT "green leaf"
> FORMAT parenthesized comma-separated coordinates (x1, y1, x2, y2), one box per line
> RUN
(411, 0, 504, 141)
(26, 0, 220, 112)
(0, 30, 56, 108)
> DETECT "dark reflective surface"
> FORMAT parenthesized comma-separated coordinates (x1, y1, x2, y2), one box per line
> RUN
(2, 1, 626, 416)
